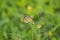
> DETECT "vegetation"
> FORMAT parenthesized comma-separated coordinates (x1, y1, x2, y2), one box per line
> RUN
(0, 0, 60, 40)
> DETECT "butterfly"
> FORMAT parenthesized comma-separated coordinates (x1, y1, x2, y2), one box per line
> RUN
(23, 14, 34, 24)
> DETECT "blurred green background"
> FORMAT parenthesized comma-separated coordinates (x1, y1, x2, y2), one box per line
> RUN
(0, 0, 60, 40)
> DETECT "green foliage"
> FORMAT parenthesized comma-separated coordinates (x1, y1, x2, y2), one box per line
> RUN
(0, 0, 60, 40)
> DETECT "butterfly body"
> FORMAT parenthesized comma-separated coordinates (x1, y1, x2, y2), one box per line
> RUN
(23, 15, 34, 24)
